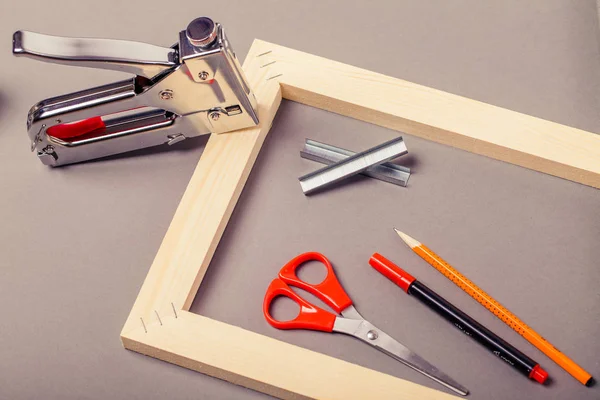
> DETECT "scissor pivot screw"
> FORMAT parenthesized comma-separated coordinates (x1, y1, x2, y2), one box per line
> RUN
(159, 90, 174, 100)
(210, 112, 220, 121)
(198, 71, 209, 80)
(367, 330, 378, 340)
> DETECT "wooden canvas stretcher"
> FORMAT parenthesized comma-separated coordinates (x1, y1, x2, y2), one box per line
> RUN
(120, 39, 600, 400)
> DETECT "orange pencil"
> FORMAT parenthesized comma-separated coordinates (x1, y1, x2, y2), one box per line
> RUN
(394, 229, 593, 386)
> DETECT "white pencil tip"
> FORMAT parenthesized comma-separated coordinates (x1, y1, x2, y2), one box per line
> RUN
(393, 229, 421, 248)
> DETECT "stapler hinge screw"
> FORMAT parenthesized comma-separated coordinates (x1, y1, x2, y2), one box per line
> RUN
(159, 90, 174, 100)
(38, 145, 58, 165)
(199, 71, 209, 80)
(210, 112, 220, 121)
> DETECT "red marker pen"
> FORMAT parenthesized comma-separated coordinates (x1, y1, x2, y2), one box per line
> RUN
(370, 253, 549, 385)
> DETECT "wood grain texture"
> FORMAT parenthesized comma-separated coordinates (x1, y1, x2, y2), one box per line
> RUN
(255, 40, 600, 188)
(122, 37, 600, 400)
(121, 39, 459, 400)
(123, 311, 458, 400)
(121, 40, 282, 335)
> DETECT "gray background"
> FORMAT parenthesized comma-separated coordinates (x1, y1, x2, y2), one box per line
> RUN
(1, 1, 599, 399)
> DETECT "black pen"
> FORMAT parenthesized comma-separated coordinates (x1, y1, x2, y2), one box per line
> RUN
(369, 253, 549, 385)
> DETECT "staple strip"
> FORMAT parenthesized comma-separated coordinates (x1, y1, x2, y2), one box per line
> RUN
(301, 139, 410, 187)
(298, 137, 408, 195)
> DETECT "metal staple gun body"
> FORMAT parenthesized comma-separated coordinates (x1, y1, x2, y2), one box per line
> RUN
(12, 17, 259, 166)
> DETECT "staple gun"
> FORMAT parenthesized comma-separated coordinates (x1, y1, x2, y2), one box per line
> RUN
(12, 17, 258, 166)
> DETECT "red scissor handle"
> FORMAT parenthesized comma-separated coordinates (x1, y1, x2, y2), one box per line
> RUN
(263, 278, 336, 332)
(278, 252, 353, 314)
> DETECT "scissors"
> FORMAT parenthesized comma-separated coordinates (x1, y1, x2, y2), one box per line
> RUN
(263, 252, 469, 396)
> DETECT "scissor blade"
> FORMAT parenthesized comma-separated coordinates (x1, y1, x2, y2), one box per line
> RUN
(333, 318, 469, 396)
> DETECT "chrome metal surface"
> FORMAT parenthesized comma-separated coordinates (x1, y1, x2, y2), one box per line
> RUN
(37, 152, 56, 166)
(13, 31, 176, 79)
(37, 145, 57, 166)
(167, 134, 186, 146)
(298, 137, 408, 195)
(159, 90, 174, 100)
(301, 139, 411, 187)
(186, 17, 218, 48)
(340, 305, 364, 320)
(333, 317, 469, 396)
(366, 330, 378, 340)
(13, 17, 259, 166)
